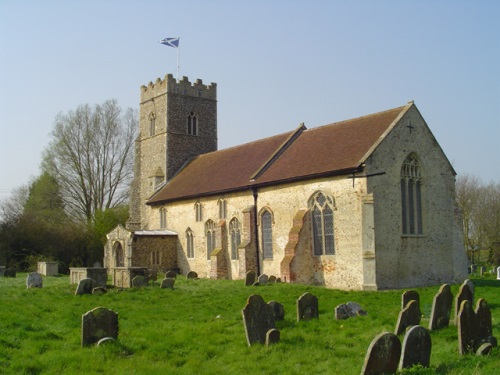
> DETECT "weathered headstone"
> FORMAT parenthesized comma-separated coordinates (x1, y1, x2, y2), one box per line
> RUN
(398, 325, 431, 370)
(265, 328, 280, 346)
(428, 284, 453, 330)
(463, 279, 475, 298)
(3, 268, 16, 277)
(160, 278, 175, 289)
(401, 290, 420, 311)
(268, 275, 277, 283)
(92, 287, 107, 295)
(132, 275, 148, 287)
(335, 301, 366, 320)
(455, 281, 474, 324)
(361, 332, 401, 375)
(242, 294, 275, 346)
(81, 307, 118, 346)
(297, 292, 318, 321)
(187, 271, 198, 279)
(148, 271, 158, 282)
(469, 264, 477, 274)
(75, 278, 94, 295)
(395, 300, 421, 335)
(457, 300, 478, 355)
(165, 270, 177, 279)
(268, 300, 285, 321)
(479, 266, 486, 276)
(26, 272, 43, 289)
(475, 298, 497, 348)
(258, 274, 268, 285)
(245, 270, 256, 286)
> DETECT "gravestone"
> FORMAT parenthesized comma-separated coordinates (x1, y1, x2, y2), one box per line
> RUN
(401, 290, 420, 312)
(454, 281, 474, 324)
(428, 284, 453, 330)
(75, 278, 94, 295)
(457, 300, 478, 355)
(398, 325, 431, 370)
(335, 301, 366, 320)
(160, 278, 175, 289)
(258, 274, 268, 285)
(469, 264, 477, 274)
(132, 275, 148, 287)
(475, 298, 496, 347)
(463, 279, 475, 298)
(265, 328, 280, 346)
(395, 300, 421, 335)
(165, 270, 177, 279)
(92, 287, 107, 295)
(361, 332, 401, 375)
(148, 271, 158, 282)
(479, 266, 486, 276)
(4, 268, 16, 277)
(268, 301, 285, 321)
(26, 272, 43, 289)
(268, 275, 277, 283)
(297, 292, 319, 321)
(241, 294, 275, 346)
(81, 306, 118, 346)
(245, 270, 256, 286)
(476, 343, 493, 356)
(187, 271, 198, 279)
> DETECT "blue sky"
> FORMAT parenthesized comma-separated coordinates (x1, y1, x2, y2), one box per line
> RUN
(1, 0, 499, 199)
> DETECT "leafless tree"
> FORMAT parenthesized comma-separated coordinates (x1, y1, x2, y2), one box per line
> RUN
(43, 99, 137, 222)
(0, 184, 29, 223)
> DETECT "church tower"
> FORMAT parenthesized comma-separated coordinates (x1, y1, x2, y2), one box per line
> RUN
(127, 74, 217, 230)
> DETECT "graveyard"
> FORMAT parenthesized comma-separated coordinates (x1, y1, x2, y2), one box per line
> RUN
(0, 272, 498, 374)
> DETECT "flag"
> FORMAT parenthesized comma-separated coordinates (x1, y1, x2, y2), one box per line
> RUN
(160, 37, 180, 48)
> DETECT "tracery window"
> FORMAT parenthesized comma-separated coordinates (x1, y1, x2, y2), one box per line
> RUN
(229, 218, 241, 260)
(149, 112, 156, 136)
(401, 153, 423, 235)
(261, 209, 273, 259)
(186, 228, 194, 259)
(309, 191, 335, 255)
(187, 112, 198, 135)
(195, 201, 203, 222)
(205, 219, 215, 260)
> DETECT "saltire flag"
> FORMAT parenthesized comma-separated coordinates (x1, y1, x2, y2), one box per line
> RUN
(160, 37, 180, 48)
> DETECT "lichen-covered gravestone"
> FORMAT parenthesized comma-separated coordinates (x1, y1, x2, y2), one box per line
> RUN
(428, 284, 453, 330)
(297, 292, 318, 321)
(245, 270, 256, 286)
(81, 306, 118, 346)
(401, 290, 420, 312)
(361, 332, 401, 375)
(395, 300, 421, 335)
(268, 300, 285, 321)
(454, 281, 474, 324)
(132, 275, 148, 287)
(398, 325, 431, 370)
(26, 272, 43, 289)
(335, 301, 366, 320)
(241, 294, 276, 346)
(160, 278, 175, 289)
(457, 300, 478, 355)
(75, 278, 94, 295)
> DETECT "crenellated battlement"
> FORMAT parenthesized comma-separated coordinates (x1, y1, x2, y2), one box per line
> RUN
(140, 74, 217, 103)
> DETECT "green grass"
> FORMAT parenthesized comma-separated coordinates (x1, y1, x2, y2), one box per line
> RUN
(0, 274, 498, 374)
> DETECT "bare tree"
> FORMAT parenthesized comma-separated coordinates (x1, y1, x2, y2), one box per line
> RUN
(0, 184, 29, 223)
(43, 99, 137, 222)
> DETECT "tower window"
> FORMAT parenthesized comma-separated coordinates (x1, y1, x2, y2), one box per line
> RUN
(309, 192, 335, 255)
(149, 112, 156, 136)
(187, 112, 198, 135)
(401, 154, 424, 235)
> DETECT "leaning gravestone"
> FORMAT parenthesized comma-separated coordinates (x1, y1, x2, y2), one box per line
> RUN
(428, 284, 453, 330)
(3, 268, 16, 277)
(297, 292, 319, 321)
(268, 301, 285, 321)
(241, 294, 276, 346)
(81, 306, 118, 346)
(75, 278, 94, 295)
(454, 281, 473, 324)
(245, 270, 256, 286)
(187, 271, 198, 279)
(457, 300, 478, 355)
(395, 300, 421, 335)
(160, 278, 175, 289)
(258, 274, 268, 285)
(398, 325, 432, 370)
(26, 272, 43, 289)
(361, 332, 401, 375)
(132, 275, 148, 287)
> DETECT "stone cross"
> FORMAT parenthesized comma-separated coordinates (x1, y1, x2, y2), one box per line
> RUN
(241, 294, 276, 346)
(361, 332, 401, 375)
(297, 292, 319, 321)
(398, 325, 431, 370)
(81, 306, 119, 347)
(428, 284, 453, 330)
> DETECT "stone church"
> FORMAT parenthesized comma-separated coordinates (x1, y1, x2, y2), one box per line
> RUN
(104, 73, 468, 290)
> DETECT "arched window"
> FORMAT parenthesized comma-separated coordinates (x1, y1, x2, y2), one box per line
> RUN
(309, 192, 335, 255)
(159, 207, 167, 229)
(149, 112, 156, 136)
(401, 154, 423, 235)
(114, 242, 124, 267)
(261, 209, 273, 259)
(205, 220, 215, 260)
(229, 218, 241, 260)
(218, 198, 227, 219)
(195, 201, 203, 222)
(186, 228, 194, 259)
(187, 112, 198, 135)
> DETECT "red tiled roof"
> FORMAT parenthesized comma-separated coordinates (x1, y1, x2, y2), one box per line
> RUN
(148, 104, 408, 204)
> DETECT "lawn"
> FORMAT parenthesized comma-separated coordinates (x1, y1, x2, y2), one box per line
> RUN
(0, 273, 498, 374)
